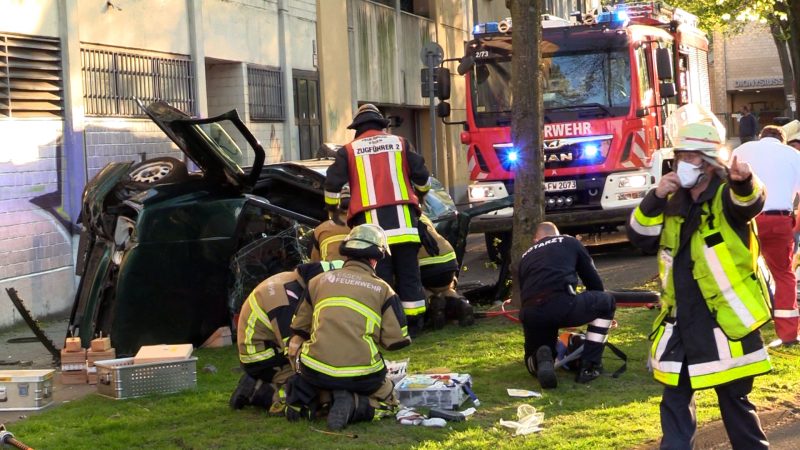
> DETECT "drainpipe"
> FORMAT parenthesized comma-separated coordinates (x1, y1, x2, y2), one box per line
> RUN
(187, 0, 208, 118)
(58, 0, 86, 228)
(278, 0, 299, 160)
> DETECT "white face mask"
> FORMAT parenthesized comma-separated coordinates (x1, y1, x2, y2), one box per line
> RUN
(676, 160, 704, 188)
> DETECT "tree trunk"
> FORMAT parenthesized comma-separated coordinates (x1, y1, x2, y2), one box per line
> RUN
(770, 22, 794, 117)
(509, 0, 544, 307)
(789, 0, 800, 119)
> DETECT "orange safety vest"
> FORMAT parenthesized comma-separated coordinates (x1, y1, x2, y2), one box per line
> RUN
(345, 129, 420, 219)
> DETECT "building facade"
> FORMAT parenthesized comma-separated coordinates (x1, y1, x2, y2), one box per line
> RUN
(0, 0, 593, 327)
(0, 0, 318, 327)
(710, 22, 789, 139)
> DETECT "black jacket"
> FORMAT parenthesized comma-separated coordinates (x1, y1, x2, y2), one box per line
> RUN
(517, 235, 603, 306)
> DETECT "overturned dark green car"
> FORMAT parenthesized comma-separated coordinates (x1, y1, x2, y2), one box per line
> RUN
(69, 101, 480, 355)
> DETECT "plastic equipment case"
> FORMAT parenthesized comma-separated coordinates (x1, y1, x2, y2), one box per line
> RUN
(0, 369, 54, 411)
(94, 357, 197, 399)
(395, 373, 472, 410)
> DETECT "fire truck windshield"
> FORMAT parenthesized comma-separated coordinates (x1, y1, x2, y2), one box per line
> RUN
(470, 48, 631, 128)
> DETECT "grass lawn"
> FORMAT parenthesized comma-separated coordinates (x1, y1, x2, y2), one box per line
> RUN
(10, 307, 800, 450)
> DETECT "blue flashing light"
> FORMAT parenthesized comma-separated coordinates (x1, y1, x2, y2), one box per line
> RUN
(583, 144, 600, 159)
(596, 9, 629, 27)
(507, 150, 519, 162)
(472, 21, 499, 35)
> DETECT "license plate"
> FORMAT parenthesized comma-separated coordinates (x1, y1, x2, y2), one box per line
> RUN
(545, 180, 577, 192)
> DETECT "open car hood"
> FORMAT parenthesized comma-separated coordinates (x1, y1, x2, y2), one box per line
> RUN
(138, 100, 265, 190)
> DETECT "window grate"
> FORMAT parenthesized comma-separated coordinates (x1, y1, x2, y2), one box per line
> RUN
(248, 66, 284, 121)
(0, 33, 63, 119)
(81, 47, 194, 117)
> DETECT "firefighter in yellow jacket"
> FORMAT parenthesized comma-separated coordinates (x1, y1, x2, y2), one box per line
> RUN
(627, 121, 771, 449)
(310, 185, 351, 262)
(286, 224, 410, 430)
(418, 214, 474, 329)
(229, 260, 343, 412)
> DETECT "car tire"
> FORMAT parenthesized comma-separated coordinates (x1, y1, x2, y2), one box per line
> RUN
(127, 157, 189, 186)
(485, 231, 511, 264)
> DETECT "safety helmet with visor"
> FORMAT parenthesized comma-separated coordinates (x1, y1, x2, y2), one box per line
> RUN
(339, 224, 391, 260)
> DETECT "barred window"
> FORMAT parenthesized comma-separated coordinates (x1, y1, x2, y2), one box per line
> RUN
(0, 33, 63, 119)
(81, 47, 194, 117)
(248, 66, 284, 121)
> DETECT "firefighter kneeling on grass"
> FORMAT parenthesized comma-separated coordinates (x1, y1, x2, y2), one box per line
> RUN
(517, 222, 616, 388)
(285, 224, 410, 430)
(229, 260, 343, 413)
(418, 214, 475, 329)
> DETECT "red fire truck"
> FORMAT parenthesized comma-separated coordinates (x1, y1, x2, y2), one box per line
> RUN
(450, 2, 711, 249)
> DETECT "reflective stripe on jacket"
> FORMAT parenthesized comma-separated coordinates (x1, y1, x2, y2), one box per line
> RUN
(417, 216, 458, 280)
(629, 176, 772, 389)
(291, 260, 410, 379)
(659, 183, 773, 340)
(237, 271, 301, 366)
(310, 220, 350, 262)
(344, 130, 420, 217)
(237, 262, 343, 366)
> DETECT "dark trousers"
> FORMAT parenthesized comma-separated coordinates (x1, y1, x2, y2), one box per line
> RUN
(376, 242, 426, 315)
(660, 365, 768, 450)
(520, 291, 615, 365)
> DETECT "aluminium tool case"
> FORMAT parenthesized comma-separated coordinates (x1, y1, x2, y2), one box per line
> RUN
(94, 357, 197, 399)
(0, 369, 54, 411)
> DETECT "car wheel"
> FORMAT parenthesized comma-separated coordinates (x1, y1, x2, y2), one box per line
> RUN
(485, 231, 511, 264)
(127, 157, 189, 186)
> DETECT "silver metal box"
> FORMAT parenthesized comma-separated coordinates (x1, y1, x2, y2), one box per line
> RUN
(0, 369, 55, 411)
(94, 357, 197, 400)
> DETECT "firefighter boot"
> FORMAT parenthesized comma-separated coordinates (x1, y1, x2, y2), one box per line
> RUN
(576, 361, 603, 384)
(428, 295, 447, 330)
(229, 374, 257, 410)
(455, 298, 475, 327)
(351, 394, 376, 424)
(328, 390, 356, 431)
(408, 315, 425, 337)
(250, 382, 275, 410)
(535, 346, 558, 389)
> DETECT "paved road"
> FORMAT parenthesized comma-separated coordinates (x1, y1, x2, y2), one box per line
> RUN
(459, 232, 658, 293)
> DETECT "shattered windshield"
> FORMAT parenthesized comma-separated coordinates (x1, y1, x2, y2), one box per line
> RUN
(470, 43, 631, 127)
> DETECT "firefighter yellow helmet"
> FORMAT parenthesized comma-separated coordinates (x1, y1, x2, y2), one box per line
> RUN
(674, 123, 723, 157)
(340, 224, 390, 259)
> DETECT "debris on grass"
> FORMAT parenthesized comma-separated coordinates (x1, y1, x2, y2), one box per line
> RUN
(499, 405, 544, 436)
(507, 388, 542, 398)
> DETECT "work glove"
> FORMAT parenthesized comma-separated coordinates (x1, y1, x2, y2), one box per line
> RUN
(418, 221, 440, 256)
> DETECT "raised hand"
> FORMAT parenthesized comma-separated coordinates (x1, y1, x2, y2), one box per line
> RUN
(728, 155, 752, 181)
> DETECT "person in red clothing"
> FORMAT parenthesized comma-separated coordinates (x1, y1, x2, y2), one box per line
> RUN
(733, 125, 800, 346)
(323, 104, 432, 334)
